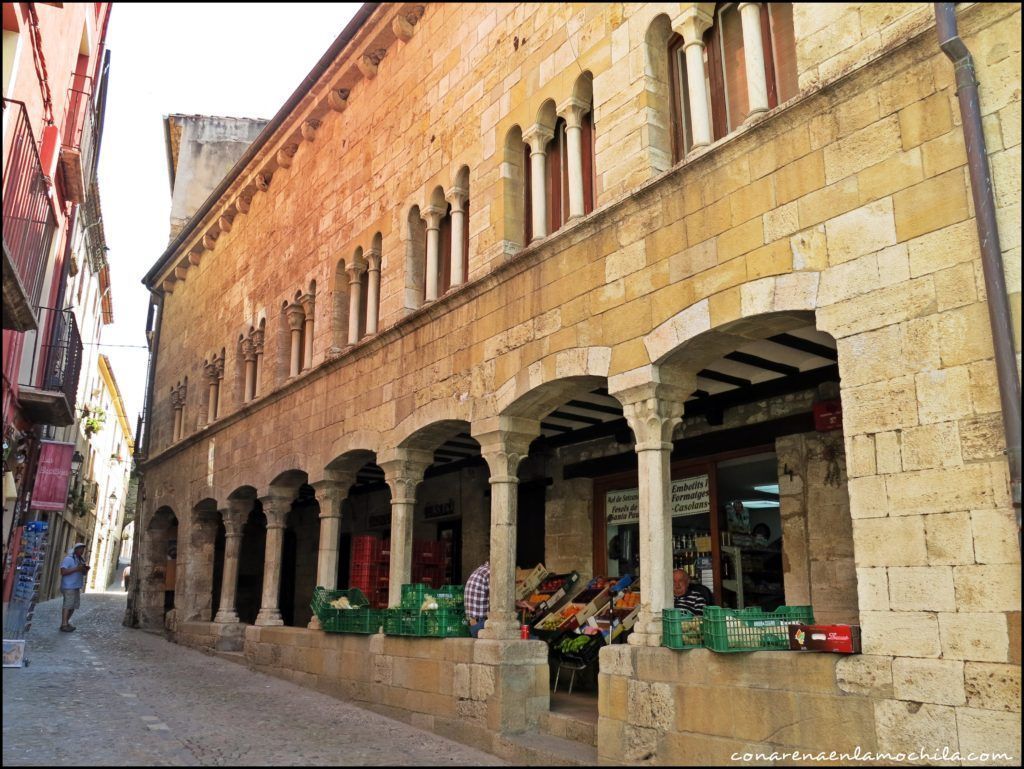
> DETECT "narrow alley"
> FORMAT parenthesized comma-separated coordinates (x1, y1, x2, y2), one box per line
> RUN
(2, 594, 504, 766)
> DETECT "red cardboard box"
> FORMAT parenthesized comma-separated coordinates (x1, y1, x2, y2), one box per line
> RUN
(788, 624, 861, 654)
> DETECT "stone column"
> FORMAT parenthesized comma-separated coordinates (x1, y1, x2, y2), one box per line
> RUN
(214, 500, 249, 623)
(172, 400, 183, 441)
(613, 378, 691, 646)
(205, 361, 220, 423)
(558, 98, 588, 220)
(445, 187, 468, 288)
(286, 304, 305, 377)
(365, 247, 381, 335)
(256, 495, 290, 626)
(676, 8, 714, 148)
(242, 338, 257, 402)
(379, 450, 432, 607)
(422, 205, 445, 302)
(251, 327, 265, 396)
(474, 419, 539, 640)
(300, 292, 316, 371)
(738, 2, 770, 117)
(523, 125, 554, 240)
(346, 262, 366, 345)
(308, 476, 352, 628)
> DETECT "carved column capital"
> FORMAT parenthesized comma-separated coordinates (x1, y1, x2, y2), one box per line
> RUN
(346, 260, 367, 285)
(675, 7, 713, 47)
(613, 381, 692, 450)
(523, 124, 555, 155)
(203, 361, 220, 384)
(445, 185, 468, 212)
(312, 475, 355, 518)
(379, 449, 433, 503)
(299, 291, 316, 316)
(365, 248, 382, 273)
(422, 205, 446, 230)
(250, 327, 265, 354)
(259, 495, 291, 529)
(557, 96, 590, 129)
(241, 337, 256, 361)
(285, 303, 306, 331)
(474, 423, 539, 481)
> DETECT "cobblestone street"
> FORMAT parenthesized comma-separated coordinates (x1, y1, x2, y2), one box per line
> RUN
(2, 593, 505, 766)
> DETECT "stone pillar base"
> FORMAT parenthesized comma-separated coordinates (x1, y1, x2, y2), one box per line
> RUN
(213, 610, 239, 624)
(255, 610, 283, 626)
(308, 615, 322, 630)
(478, 618, 520, 640)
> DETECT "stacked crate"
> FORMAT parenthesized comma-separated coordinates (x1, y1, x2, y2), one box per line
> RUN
(349, 535, 389, 608)
(410, 540, 446, 588)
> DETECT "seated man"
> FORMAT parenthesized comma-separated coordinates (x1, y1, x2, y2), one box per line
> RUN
(672, 568, 713, 615)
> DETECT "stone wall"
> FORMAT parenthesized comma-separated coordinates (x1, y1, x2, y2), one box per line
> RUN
(598, 644, 878, 764)
(241, 627, 549, 744)
(777, 430, 858, 624)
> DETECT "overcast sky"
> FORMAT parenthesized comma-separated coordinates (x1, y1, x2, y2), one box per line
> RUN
(97, 2, 361, 433)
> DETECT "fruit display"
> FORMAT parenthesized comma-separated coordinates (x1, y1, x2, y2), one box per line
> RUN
(614, 590, 640, 609)
(329, 596, 355, 610)
(556, 634, 593, 653)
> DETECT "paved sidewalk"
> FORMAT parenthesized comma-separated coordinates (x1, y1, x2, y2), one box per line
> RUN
(2, 594, 505, 766)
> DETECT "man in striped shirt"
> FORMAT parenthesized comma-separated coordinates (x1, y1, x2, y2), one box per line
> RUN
(672, 568, 710, 615)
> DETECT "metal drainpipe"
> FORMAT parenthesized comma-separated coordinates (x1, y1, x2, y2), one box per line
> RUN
(934, 4, 1022, 546)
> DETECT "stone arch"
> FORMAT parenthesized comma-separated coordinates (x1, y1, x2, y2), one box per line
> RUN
(268, 467, 308, 496)
(490, 345, 612, 418)
(502, 125, 526, 252)
(535, 98, 558, 133)
(228, 485, 258, 501)
(319, 429, 383, 481)
(186, 497, 222, 622)
(404, 204, 426, 310)
(643, 274, 821, 367)
(388, 396, 473, 453)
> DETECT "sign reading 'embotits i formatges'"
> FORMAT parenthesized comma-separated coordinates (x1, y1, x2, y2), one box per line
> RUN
(606, 474, 710, 525)
(29, 440, 77, 512)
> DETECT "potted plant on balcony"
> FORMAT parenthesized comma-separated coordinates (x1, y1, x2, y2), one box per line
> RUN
(83, 404, 106, 437)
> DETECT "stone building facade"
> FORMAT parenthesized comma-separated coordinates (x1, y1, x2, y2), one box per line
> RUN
(132, 2, 1020, 764)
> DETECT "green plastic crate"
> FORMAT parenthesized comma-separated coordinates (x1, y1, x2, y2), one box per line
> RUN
(311, 586, 369, 624)
(434, 585, 465, 611)
(662, 608, 703, 650)
(383, 608, 470, 638)
(329, 608, 384, 634)
(701, 605, 814, 652)
(400, 583, 436, 610)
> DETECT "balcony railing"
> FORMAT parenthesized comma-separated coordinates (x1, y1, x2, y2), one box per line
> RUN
(2, 98, 55, 331)
(60, 76, 97, 204)
(17, 307, 84, 427)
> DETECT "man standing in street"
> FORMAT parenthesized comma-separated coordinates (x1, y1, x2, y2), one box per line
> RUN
(59, 543, 89, 632)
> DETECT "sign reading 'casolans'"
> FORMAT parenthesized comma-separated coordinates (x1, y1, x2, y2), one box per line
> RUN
(606, 475, 710, 525)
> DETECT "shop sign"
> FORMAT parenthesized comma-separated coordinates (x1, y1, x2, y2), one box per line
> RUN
(606, 474, 710, 525)
(29, 440, 76, 512)
(424, 499, 456, 520)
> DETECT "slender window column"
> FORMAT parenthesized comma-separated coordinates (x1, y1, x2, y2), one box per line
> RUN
(738, 2, 770, 117)
(213, 501, 249, 624)
(215, 354, 225, 418)
(522, 125, 554, 240)
(346, 262, 366, 345)
(612, 378, 692, 647)
(286, 304, 305, 377)
(422, 206, 445, 302)
(445, 187, 468, 288)
(242, 338, 257, 402)
(380, 451, 432, 607)
(365, 248, 382, 335)
(255, 495, 289, 626)
(676, 9, 714, 147)
(205, 361, 219, 423)
(251, 327, 265, 395)
(474, 421, 539, 640)
(300, 293, 316, 370)
(172, 402, 183, 441)
(558, 98, 588, 220)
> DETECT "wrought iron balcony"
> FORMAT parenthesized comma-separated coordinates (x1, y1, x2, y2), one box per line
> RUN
(2, 98, 55, 332)
(17, 307, 84, 427)
(60, 75, 97, 204)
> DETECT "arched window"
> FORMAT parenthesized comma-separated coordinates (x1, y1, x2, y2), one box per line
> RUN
(502, 126, 527, 253)
(669, 3, 798, 156)
(404, 205, 426, 310)
(544, 109, 595, 234)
